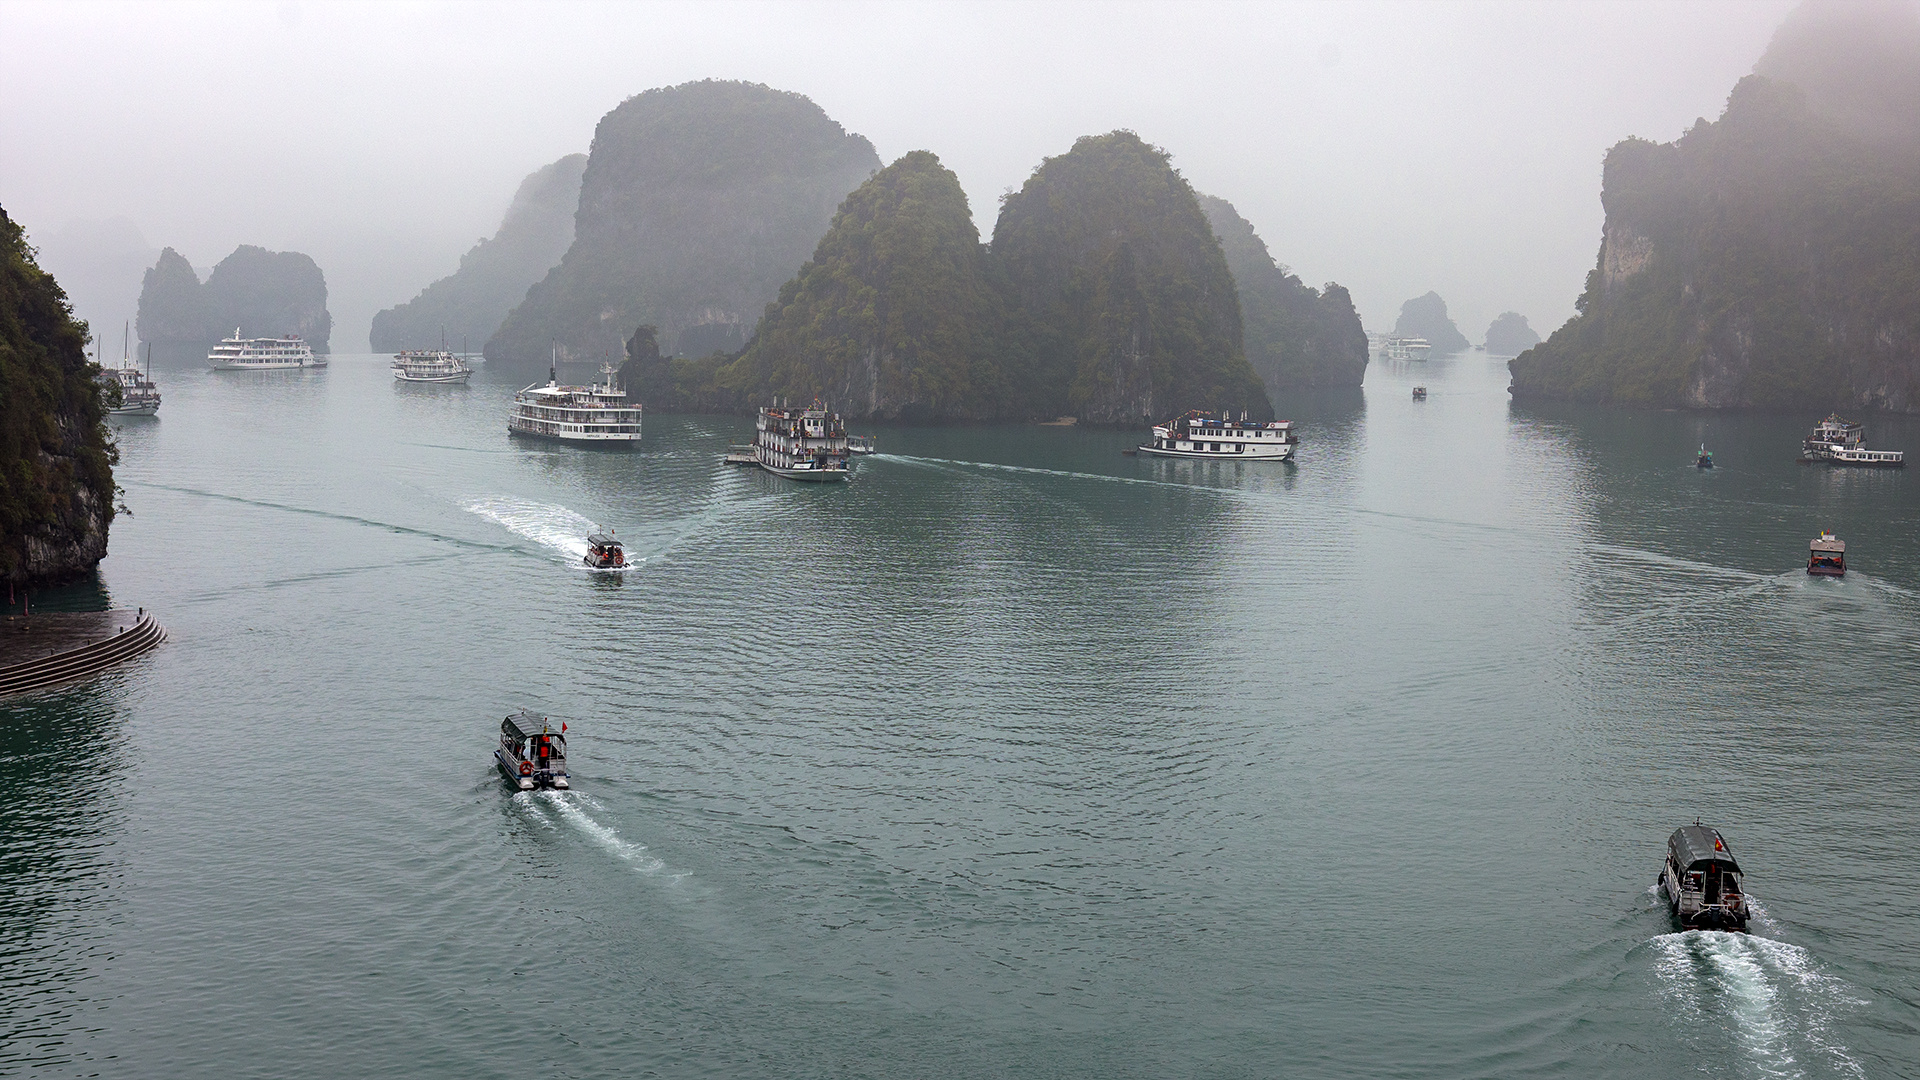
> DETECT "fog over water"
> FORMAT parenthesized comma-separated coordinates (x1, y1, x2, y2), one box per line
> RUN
(2, 0, 1791, 350)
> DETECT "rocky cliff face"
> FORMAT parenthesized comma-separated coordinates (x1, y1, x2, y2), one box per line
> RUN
(485, 80, 879, 369)
(1392, 292, 1470, 355)
(1200, 195, 1366, 393)
(720, 151, 1007, 420)
(992, 132, 1270, 424)
(1511, 2, 1920, 409)
(371, 154, 587, 352)
(137, 244, 331, 358)
(0, 207, 116, 585)
(1483, 312, 1540, 357)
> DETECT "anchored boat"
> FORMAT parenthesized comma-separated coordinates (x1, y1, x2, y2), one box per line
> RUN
(1137, 410, 1297, 461)
(208, 328, 322, 370)
(752, 398, 851, 481)
(583, 532, 625, 570)
(508, 358, 642, 445)
(100, 330, 161, 416)
(1799, 413, 1903, 467)
(495, 712, 569, 791)
(1659, 825, 1749, 931)
(1808, 531, 1845, 576)
(392, 349, 472, 383)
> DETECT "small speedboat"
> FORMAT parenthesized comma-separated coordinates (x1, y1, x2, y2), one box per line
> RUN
(1808, 531, 1845, 576)
(1659, 825, 1749, 931)
(1696, 445, 1714, 469)
(495, 712, 569, 791)
(1411, 386, 1427, 400)
(583, 532, 625, 569)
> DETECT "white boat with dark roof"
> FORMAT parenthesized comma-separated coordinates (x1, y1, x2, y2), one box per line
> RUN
(1138, 410, 1297, 460)
(1799, 413, 1903, 467)
(208, 328, 322, 370)
(752, 398, 852, 481)
(507, 359, 642, 445)
(391, 350, 472, 383)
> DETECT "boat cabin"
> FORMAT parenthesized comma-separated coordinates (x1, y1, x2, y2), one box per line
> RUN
(1411, 386, 1427, 400)
(584, 532, 625, 569)
(1808, 532, 1845, 577)
(1661, 825, 1748, 931)
(1696, 445, 1713, 469)
(495, 712, 569, 791)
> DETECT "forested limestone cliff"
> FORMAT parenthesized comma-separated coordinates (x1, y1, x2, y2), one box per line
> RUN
(486, 80, 880, 369)
(0, 207, 116, 585)
(1510, 1, 1920, 409)
(1200, 195, 1366, 392)
(137, 245, 331, 358)
(1392, 292, 1470, 355)
(372, 154, 586, 352)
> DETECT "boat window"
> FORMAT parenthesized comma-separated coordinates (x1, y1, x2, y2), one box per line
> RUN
(1684, 871, 1702, 891)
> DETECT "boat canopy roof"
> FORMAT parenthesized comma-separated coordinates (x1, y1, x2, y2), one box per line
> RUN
(1811, 535, 1845, 552)
(586, 532, 620, 547)
(502, 712, 563, 742)
(1668, 825, 1741, 872)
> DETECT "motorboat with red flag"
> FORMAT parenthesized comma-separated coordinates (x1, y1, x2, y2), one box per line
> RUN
(1659, 825, 1749, 931)
(583, 532, 625, 570)
(495, 712, 569, 791)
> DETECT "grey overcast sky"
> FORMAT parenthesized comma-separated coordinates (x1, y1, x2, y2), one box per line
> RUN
(1, 0, 1794, 352)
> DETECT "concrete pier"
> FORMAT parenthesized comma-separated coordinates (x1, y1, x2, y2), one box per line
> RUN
(0, 609, 167, 700)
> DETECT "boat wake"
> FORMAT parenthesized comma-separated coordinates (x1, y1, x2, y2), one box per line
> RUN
(1649, 928, 1865, 1078)
(517, 789, 665, 874)
(465, 496, 630, 567)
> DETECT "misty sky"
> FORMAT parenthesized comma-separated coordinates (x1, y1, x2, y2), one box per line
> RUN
(2, 0, 1794, 353)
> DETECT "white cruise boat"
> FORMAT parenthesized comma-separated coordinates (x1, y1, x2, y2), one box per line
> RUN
(1138, 410, 1297, 460)
(753, 398, 851, 481)
(1800, 413, 1904, 467)
(508, 361, 642, 444)
(1381, 336, 1432, 361)
(208, 328, 322, 370)
(391, 350, 472, 383)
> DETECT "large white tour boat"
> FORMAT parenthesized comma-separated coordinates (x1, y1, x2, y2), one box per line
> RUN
(507, 361, 642, 445)
(1138, 410, 1298, 461)
(208, 329, 322, 370)
(753, 398, 852, 481)
(391, 350, 472, 383)
(1799, 413, 1903, 467)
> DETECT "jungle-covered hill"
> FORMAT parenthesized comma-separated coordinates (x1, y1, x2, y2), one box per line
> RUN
(1200, 194, 1366, 392)
(991, 131, 1270, 424)
(486, 80, 880, 369)
(1510, 1, 1920, 409)
(137, 244, 331, 359)
(371, 154, 586, 353)
(0, 207, 116, 585)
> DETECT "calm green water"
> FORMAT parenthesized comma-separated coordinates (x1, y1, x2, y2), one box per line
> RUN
(4, 350, 1918, 1078)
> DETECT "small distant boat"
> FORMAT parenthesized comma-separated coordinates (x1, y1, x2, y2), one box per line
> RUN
(847, 434, 877, 455)
(752, 398, 852, 481)
(1411, 386, 1427, 401)
(1696, 445, 1714, 469)
(1137, 410, 1296, 460)
(208, 328, 322, 370)
(1808, 531, 1845, 576)
(583, 532, 625, 570)
(1659, 825, 1749, 932)
(392, 350, 472, 383)
(495, 712, 569, 791)
(724, 443, 758, 466)
(100, 328, 161, 416)
(1799, 413, 1903, 467)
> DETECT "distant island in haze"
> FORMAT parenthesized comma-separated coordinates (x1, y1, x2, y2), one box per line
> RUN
(1393, 292, 1470, 355)
(1510, 0, 1920, 410)
(137, 244, 331, 361)
(1483, 312, 1540, 357)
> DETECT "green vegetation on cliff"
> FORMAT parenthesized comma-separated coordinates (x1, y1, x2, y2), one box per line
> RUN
(487, 80, 879, 369)
(0, 207, 116, 584)
(1200, 195, 1366, 392)
(137, 244, 331, 356)
(993, 132, 1269, 424)
(1511, 2, 1920, 409)
(372, 154, 587, 353)
(718, 151, 1007, 419)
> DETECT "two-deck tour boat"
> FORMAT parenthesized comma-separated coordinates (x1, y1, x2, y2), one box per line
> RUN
(1375, 335, 1432, 361)
(583, 532, 626, 569)
(208, 328, 323, 370)
(1800, 413, 1904, 467)
(1659, 825, 1749, 932)
(1137, 410, 1298, 461)
(391, 350, 472, 383)
(508, 360, 643, 445)
(1808, 532, 1845, 576)
(752, 398, 852, 481)
(494, 712, 569, 791)
(1696, 445, 1714, 469)
(99, 330, 161, 416)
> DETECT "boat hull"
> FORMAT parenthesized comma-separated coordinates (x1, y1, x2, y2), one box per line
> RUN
(494, 747, 568, 790)
(395, 372, 471, 383)
(1137, 444, 1295, 461)
(1808, 565, 1845, 577)
(507, 425, 640, 447)
(108, 402, 160, 417)
(760, 463, 851, 482)
(211, 360, 313, 371)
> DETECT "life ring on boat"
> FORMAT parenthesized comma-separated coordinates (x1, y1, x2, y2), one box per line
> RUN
(520, 761, 533, 776)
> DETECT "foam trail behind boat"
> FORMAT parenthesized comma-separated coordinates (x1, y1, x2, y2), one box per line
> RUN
(538, 790, 664, 874)
(1649, 929, 1865, 1079)
(466, 496, 607, 562)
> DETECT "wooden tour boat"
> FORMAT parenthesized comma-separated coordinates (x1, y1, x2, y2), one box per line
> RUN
(583, 532, 625, 570)
(1660, 825, 1749, 932)
(495, 712, 569, 791)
